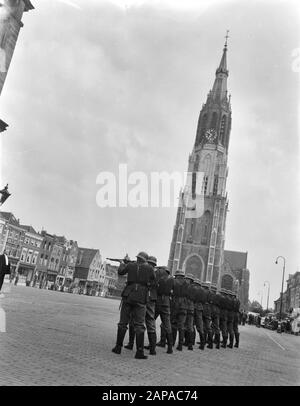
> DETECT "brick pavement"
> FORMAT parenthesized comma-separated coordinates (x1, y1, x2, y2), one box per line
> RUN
(0, 283, 299, 386)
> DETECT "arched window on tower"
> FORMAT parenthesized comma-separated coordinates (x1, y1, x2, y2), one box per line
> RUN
(220, 115, 227, 145)
(210, 112, 218, 130)
(201, 211, 211, 245)
(200, 114, 208, 138)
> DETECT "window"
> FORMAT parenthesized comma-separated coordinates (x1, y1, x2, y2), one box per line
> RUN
(213, 175, 218, 195)
(200, 114, 208, 138)
(25, 237, 30, 244)
(220, 115, 227, 145)
(32, 252, 38, 264)
(210, 112, 218, 130)
(202, 176, 208, 195)
(21, 248, 27, 262)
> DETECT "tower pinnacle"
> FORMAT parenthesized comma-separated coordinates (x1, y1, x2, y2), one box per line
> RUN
(211, 32, 230, 101)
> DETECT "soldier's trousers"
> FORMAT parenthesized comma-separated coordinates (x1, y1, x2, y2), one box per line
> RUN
(194, 309, 204, 335)
(220, 317, 228, 340)
(211, 313, 220, 337)
(233, 312, 239, 340)
(171, 308, 187, 331)
(227, 317, 234, 342)
(145, 300, 156, 334)
(118, 301, 146, 335)
(203, 315, 212, 339)
(185, 310, 194, 334)
(155, 304, 172, 334)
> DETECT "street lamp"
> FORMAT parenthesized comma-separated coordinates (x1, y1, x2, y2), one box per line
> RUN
(264, 281, 270, 312)
(275, 256, 286, 321)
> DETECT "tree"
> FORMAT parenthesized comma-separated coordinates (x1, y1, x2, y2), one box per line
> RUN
(249, 300, 263, 314)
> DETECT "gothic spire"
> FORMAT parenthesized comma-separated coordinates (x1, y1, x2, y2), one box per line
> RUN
(211, 31, 229, 102)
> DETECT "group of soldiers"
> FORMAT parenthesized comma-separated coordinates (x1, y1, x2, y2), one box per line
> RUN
(112, 251, 240, 360)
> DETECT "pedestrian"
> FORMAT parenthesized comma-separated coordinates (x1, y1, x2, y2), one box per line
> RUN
(14, 273, 19, 286)
(170, 270, 188, 351)
(210, 285, 221, 349)
(112, 251, 155, 359)
(143, 255, 158, 355)
(154, 266, 174, 354)
(0, 253, 10, 297)
(241, 311, 247, 326)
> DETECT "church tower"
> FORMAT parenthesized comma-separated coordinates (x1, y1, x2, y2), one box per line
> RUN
(168, 34, 232, 288)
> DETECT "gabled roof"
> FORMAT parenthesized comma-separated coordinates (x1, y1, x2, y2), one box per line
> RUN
(224, 250, 248, 270)
(0, 211, 20, 227)
(76, 248, 98, 269)
(20, 224, 37, 234)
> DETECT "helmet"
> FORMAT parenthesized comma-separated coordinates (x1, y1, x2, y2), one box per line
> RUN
(148, 256, 157, 266)
(136, 251, 148, 261)
(157, 266, 170, 274)
(202, 281, 211, 289)
(193, 278, 202, 286)
(220, 288, 227, 294)
(210, 285, 217, 291)
(185, 273, 194, 281)
(174, 269, 185, 277)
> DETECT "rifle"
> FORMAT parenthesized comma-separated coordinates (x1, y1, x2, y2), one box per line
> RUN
(106, 255, 133, 264)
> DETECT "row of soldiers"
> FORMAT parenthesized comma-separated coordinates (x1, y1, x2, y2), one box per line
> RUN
(112, 251, 240, 360)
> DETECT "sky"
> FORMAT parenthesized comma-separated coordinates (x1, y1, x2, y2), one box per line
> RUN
(0, 0, 299, 307)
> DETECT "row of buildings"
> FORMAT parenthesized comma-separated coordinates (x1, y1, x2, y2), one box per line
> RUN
(0, 211, 124, 297)
(274, 272, 300, 314)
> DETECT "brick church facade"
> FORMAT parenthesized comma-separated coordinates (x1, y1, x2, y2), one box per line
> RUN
(168, 36, 249, 309)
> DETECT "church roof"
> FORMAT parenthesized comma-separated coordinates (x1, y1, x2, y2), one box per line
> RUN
(76, 248, 99, 269)
(19, 224, 37, 234)
(224, 250, 248, 270)
(0, 211, 20, 227)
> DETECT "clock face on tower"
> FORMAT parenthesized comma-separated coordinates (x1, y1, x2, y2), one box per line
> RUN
(205, 128, 217, 143)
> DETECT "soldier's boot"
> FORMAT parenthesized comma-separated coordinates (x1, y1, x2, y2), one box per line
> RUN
(187, 332, 193, 351)
(166, 333, 173, 354)
(135, 332, 148, 359)
(215, 333, 220, 349)
(156, 327, 166, 348)
(148, 332, 157, 355)
(206, 332, 213, 349)
(227, 333, 234, 349)
(112, 328, 127, 355)
(234, 332, 240, 348)
(199, 333, 205, 350)
(221, 335, 227, 348)
(183, 330, 188, 347)
(172, 327, 178, 346)
(124, 324, 135, 350)
(176, 329, 184, 351)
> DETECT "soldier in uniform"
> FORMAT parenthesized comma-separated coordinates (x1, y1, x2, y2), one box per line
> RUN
(184, 273, 197, 350)
(232, 292, 240, 348)
(210, 285, 221, 349)
(144, 256, 158, 355)
(154, 266, 174, 354)
(219, 288, 229, 348)
(226, 290, 235, 349)
(201, 282, 213, 349)
(193, 278, 206, 350)
(170, 270, 188, 351)
(112, 251, 155, 359)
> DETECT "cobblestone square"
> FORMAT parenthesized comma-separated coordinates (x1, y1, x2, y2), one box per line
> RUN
(0, 284, 299, 386)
